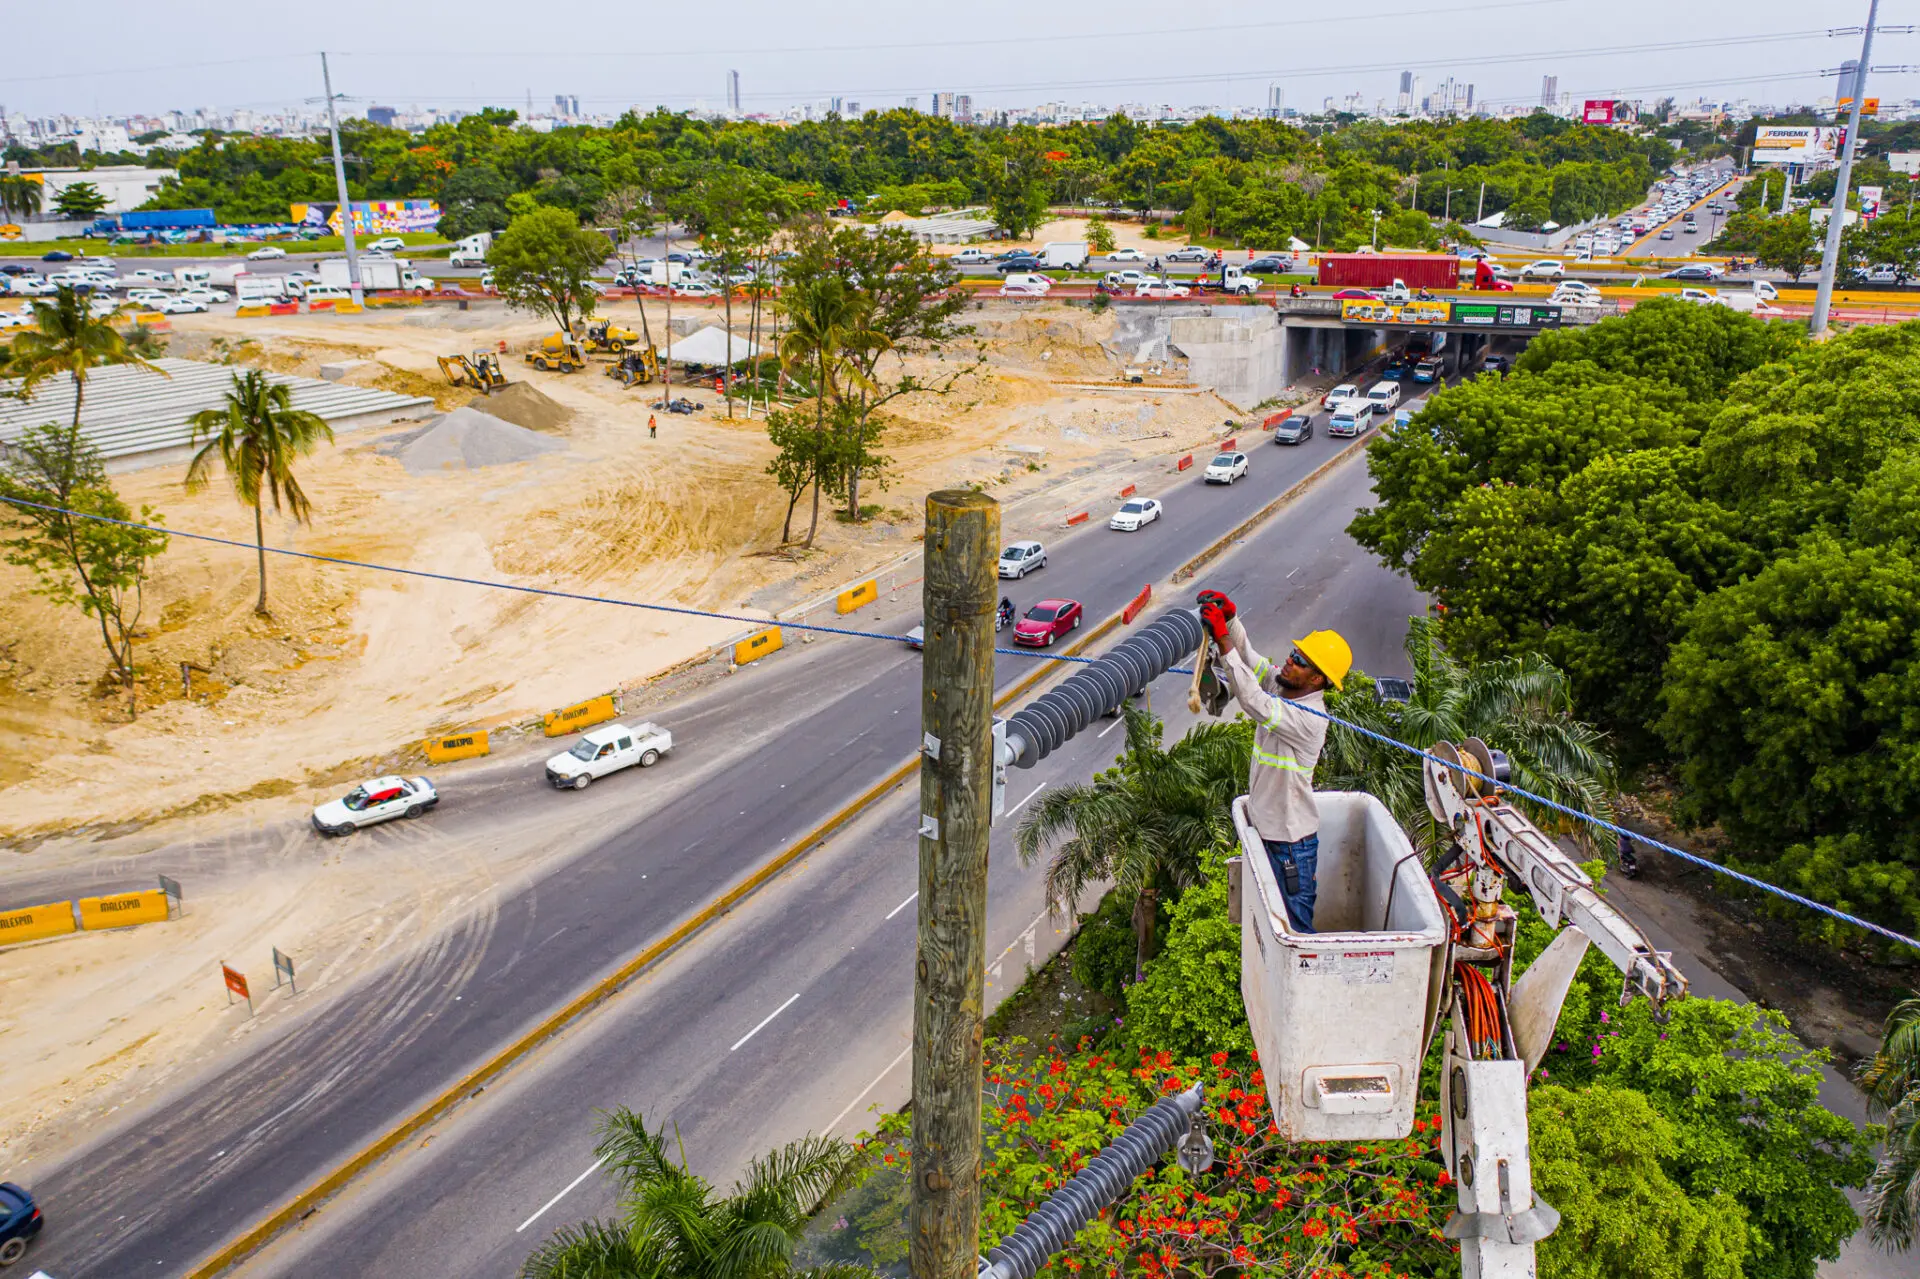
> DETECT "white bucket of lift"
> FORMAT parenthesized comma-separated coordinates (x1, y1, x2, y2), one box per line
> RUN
(1236, 793, 1449, 1142)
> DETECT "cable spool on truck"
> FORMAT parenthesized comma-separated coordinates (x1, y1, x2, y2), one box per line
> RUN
(980, 608, 1688, 1279)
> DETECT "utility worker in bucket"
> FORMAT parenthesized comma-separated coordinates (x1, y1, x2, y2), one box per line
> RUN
(1197, 590, 1351, 933)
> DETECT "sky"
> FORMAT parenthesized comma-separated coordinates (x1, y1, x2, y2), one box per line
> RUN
(3, 0, 1904, 121)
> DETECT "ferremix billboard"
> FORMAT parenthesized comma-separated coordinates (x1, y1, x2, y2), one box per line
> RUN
(1751, 127, 1837, 165)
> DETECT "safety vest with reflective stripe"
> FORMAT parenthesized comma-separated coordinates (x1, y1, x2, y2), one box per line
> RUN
(1222, 619, 1328, 843)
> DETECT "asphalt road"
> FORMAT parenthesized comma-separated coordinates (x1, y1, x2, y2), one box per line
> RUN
(235, 441, 1425, 1279)
(19, 353, 1445, 1277)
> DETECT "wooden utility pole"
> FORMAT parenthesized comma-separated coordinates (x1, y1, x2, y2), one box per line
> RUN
(912, 488, 999, 1279)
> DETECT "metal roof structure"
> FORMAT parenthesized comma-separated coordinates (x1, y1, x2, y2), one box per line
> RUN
(0, 357, 435, 469)
(871, 208, 1000, 243)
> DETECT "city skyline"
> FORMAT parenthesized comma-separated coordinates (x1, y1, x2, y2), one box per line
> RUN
(3, 0, 1897, 124)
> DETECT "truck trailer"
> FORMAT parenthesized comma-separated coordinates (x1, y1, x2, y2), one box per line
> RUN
(1316, 253, 1460, 291)
(318, 257, 435, 293)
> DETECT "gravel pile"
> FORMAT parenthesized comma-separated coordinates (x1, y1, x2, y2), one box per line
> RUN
(485, 381, 572, 432)
(394, 407, 565, 474)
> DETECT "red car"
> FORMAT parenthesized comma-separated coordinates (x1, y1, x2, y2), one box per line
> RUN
(1330, 288, 1379, 300)
(1013, 598, 1083, 647)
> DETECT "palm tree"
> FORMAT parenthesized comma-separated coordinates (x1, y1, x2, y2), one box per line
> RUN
(776, 275, 887, 547)
(0, 173, 43, 222)
(185, 369, 333, 615)
(1017, 704, 1250, 978)
(1315, 614, 1617, 854)
(10, 285, 166, 433)
(1860, 996, 1920, 1250)
(521, 1108, 878, 1279)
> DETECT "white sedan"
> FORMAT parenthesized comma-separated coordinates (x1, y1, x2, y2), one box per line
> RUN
(0, 311, 29, 329)
(1517, 260, 1565, 280)
(673, 281, 719, 298)
(247, 245, 288, 260)
(1322, 382, 1359, 409)
(180, 287, 230, 304)
(1134, 281, 1192, 298)
(1203, 451, 1250, 485)
(365, 236, 407, 253)
(6, 276, 56, 297)
(1106, 247, 1147, 262)
(312, 775, 439, 835)
(1109, 497, 1163, 531)
(1000, 279, 1051, 296)
(159, 297, 208, 314)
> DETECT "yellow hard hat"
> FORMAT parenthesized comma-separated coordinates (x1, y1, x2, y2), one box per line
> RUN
(1293, 629, 1353, 689)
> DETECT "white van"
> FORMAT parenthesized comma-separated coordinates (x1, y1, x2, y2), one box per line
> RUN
(999, 272, 1053, 295)
(175, 267, 211, 288)
(1366, 381, 1402, 414)
(1328, 400, 1375, 438)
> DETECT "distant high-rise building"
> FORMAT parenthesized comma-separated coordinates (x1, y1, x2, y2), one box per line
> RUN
(1267, 84, 1284, 118)
(905, 96, 919, 112)
(1838, 59, 1862, 109)
(845, 101, 860, 116)
(728, 70, 741, 113)
(367, 105, 398, 128)
(1397, 71, 1413, 113)
(956, 94, 972, 122)
(830, 96, 843, 115)
(1466, 84, 1475, 111)
(1541, 75, 1558, 108)
(934, 91, 956, 118)
(1410, 76, 1423, 113)
(554, 94, 568, 116)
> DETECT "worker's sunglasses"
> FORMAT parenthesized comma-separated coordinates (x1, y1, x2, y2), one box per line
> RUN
(1285, 649, 1317, 673)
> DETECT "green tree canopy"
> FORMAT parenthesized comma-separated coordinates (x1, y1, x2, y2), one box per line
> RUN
(487, 206, 612, 336)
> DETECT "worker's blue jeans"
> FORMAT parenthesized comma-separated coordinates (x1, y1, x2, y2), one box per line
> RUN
(1262, 833, 1319, 933)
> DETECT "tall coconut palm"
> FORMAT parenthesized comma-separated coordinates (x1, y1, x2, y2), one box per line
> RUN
(10, 285, 166, 433)
(1315, 614, 1617, 854)
(185, 369, 332, 615)
(520, 1107, 878, 1279)
(1017, 704, 1250, 978)
(1860, 996, 1920, 1250)
(776, 275, 887, 547)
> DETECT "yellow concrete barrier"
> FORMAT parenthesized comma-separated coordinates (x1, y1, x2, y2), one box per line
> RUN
(424, 730, 491, 763)
(135, 310, 169, 325)
(334, 302, 364, 314)
(235, 304, 271, 318)
(543, 694, 617, 737)
(734, 627, 784, 666)
(77, 890, 170, 931)
(0, 901, 77, 947)
(836, 579, 879, 613)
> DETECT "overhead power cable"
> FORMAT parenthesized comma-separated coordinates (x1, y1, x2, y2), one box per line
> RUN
(4, 493, 1911, 953)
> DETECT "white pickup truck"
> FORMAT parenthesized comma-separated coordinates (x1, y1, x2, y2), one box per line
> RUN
(545, 721, 673, 789)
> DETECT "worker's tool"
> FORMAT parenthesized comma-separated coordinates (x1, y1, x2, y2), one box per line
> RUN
(436, 350, 509, 393)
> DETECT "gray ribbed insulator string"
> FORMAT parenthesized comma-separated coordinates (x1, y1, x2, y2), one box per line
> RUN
(1003, 608, 1205, 768)
(977, 1083, 1206, 1279)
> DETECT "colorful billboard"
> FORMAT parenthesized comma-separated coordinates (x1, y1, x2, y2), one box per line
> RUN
(1581, 100, 1620, 125)
(1751, 127, 1838, 165)
(290, 200, 442, 234)
(1860, 185, 1884, 221)
(1339, 298, 1450, 325)
(1448, 301, 1563, 329)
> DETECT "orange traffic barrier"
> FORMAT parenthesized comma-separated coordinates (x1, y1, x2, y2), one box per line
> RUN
(307, 299, 335, 312)
(1118, 484, 1137, 499)
(268, 302, 300, 315)
(1122, 584, 1153, 625)
(1066, 511, 1090, 527)
(424, 730, 490, 763)
(1221, 436, 1238, 450)
(1177, 454, 1194, 471)
(543, 694, 617, 737)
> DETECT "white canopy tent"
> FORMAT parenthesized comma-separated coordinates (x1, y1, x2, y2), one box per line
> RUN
(666, 327, 760, 367)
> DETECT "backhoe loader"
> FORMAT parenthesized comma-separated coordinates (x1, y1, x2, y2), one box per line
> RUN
(605, 344, 662, 387)
(436, 351, 510, 393)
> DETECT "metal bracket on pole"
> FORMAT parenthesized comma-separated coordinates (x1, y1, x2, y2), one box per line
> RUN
(919, 814, 940, 842)
(923, 732, 943, 761)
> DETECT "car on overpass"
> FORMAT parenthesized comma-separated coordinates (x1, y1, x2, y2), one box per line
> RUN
(1014, 598, 1083, 647)
(1662, 264, 1723, 281)
(1203, 451, 1250, 484)
(1268, 411, 1314, 444)
(1517, 260, 1564, 280)
(1330, 288, 1379, 300)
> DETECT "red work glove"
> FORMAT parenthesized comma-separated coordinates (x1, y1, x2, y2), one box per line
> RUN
(1196, 589, 1236, 622)
(1200, 601, 1231, 645)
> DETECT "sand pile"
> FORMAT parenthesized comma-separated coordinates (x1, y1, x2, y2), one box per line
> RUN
(484, 381, 573, 433)
(394, 407, 565, 474)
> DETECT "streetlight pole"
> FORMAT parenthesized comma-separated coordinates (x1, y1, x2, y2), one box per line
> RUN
(1811, 0, 1879, 337)
(1372, 208, 1381, 250)
(320, 52, 363, 307)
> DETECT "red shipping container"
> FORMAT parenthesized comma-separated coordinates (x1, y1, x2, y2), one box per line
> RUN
(1316, 253, 1461, 290)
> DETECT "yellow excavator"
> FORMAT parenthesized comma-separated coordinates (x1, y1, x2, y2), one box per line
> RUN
(581, 320, 645, 355)
(605, 344, 662, 387)
(437, 351, 509, 393)
(525, 332, 588, 373)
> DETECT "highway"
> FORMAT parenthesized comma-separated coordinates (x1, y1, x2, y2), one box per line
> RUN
(235, 439, 1423, 1279)
(18, 355, 1442, 1277)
